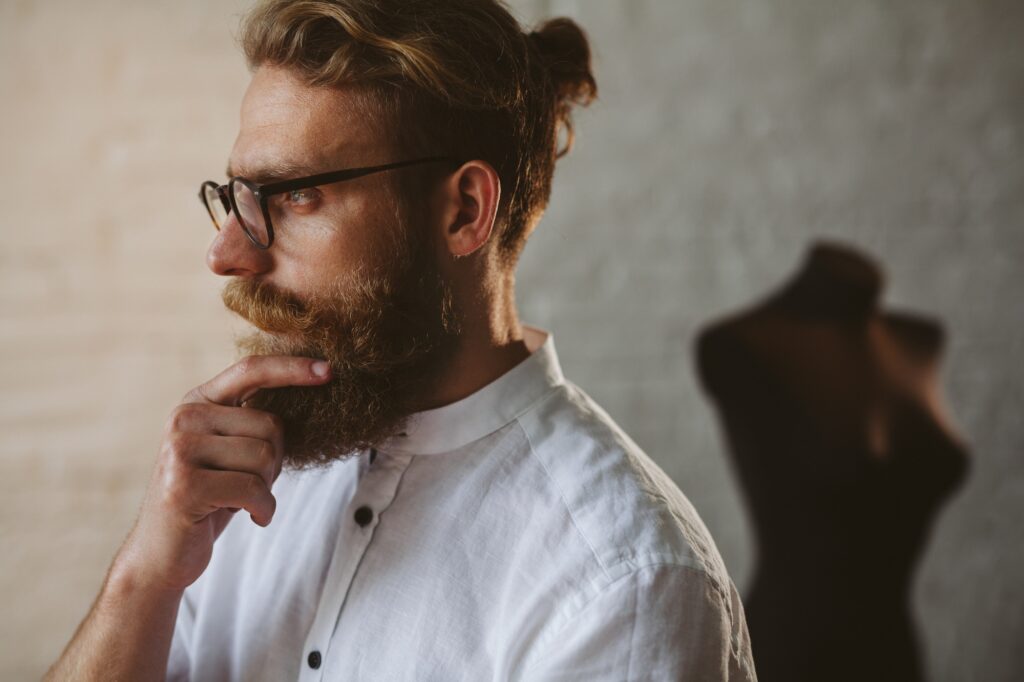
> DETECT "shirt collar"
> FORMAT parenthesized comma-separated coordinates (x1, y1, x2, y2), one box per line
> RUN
(375, 323, 564, 456)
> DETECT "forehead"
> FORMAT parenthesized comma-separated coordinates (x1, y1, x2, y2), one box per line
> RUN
(228, 65, 379, 179)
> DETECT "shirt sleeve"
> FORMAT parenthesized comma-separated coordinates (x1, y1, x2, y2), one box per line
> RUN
(522, 563, 757, 681)
(165, 583, 198, 682)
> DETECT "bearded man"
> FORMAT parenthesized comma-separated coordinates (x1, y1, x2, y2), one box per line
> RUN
(46, 1, 757, 680)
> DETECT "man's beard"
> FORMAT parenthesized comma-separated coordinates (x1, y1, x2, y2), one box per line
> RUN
(220, 220, 462, 471)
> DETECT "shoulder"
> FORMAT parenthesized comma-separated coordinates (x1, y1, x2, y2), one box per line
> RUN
(512, 382, 755, 678)
(515, 379, 735, 600)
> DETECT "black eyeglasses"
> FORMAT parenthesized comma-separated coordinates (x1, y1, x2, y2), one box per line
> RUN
(199, 156, 460, 249)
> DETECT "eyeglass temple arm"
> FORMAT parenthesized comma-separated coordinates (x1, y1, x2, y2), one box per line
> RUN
(260, 156, 458, 195)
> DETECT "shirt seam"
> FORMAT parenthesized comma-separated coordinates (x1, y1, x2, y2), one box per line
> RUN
(520, 561, 712, 676)
(514, 410, 612, 582)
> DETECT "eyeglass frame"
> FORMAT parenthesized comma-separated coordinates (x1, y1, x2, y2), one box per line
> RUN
(199, 155, 461, 250)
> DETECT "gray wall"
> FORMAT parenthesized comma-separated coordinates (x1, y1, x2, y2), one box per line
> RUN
(1, 1, 1021, 679)
(513, 2, 1023, 680)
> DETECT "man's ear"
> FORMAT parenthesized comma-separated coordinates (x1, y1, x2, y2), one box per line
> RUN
(438, 160, 501, 259)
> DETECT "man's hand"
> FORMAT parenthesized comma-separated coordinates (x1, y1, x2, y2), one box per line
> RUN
(114, 355, 332, 593)
(43, 355, 332, 682)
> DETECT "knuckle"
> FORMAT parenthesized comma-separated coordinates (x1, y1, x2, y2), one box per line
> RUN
(242, 471, 260, 499)
(257, 440, 276, 469)
(264, 411, 284, 433)
(244, 473, 273, 514)
(163, 431, 192, 465)
(166, 403, 197, 433)
(236, 355, 259, 377)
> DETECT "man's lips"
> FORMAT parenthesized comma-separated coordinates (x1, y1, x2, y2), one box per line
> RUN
(227, 304, 303, 335)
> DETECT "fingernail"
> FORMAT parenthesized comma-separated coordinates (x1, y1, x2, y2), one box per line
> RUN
(312, 360, 330, 377)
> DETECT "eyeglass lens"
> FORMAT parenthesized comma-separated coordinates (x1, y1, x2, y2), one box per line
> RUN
(202, 180, 271, 248)
(230, 180, 270, 247)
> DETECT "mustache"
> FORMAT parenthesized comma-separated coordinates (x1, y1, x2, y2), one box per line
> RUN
(219, 273, 415, 357)
(221, 278, 319, 336)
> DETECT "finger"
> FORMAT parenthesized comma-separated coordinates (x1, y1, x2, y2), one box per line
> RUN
(167, 403, 281, 441)
(164, 404, 285, 484)
(184, 355, 332, 407)
(188, 433, 278, 489)
(186, 468, 277, 527)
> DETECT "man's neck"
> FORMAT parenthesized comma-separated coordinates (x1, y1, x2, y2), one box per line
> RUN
(416, 280, 531, 412)
(419, 328, 531, 412)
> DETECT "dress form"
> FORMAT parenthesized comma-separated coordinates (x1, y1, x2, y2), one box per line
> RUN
(694, 240, 970, 682)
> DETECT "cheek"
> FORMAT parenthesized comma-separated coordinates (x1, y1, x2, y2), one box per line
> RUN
(344, 189, 409, 271)
(280, 197, 399, 287)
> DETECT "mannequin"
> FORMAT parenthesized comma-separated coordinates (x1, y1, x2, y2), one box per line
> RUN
(695, 240, 970, 682)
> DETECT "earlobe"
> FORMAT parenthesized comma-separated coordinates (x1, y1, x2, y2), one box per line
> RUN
(444, 161, 500, 258)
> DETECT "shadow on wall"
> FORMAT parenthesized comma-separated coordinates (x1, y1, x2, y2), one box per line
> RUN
(694, 240, 971, 682)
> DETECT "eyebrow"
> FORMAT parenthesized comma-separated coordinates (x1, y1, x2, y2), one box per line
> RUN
(225, 159, 325, 184)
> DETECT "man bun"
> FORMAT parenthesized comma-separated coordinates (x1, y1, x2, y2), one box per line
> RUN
(527, 17, 598, 157)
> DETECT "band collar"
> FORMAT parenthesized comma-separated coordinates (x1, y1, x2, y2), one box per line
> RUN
(374, 324, 564, 456)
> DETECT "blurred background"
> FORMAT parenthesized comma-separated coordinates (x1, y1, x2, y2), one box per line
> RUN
(1, 0, 1021, 679)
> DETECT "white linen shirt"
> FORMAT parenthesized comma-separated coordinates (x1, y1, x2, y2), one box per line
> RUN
(166, 324, 757, 681)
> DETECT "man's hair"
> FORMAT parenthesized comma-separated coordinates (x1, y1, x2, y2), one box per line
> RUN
(238, 0, 597, 270)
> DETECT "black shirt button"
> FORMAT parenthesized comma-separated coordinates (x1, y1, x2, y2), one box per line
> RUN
(307, 650, 321, 669)
(354, 506, 374, 527)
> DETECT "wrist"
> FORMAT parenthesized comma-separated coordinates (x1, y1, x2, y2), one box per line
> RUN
(106, 553, 185, 605)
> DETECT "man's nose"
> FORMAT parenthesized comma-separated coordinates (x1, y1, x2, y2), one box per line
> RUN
(206, 212, 272, 277)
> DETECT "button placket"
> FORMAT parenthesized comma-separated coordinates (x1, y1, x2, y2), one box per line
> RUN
(297, 452, 414, 680)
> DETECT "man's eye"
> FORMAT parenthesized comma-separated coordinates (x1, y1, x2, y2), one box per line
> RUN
(285, 188, 320, 206)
